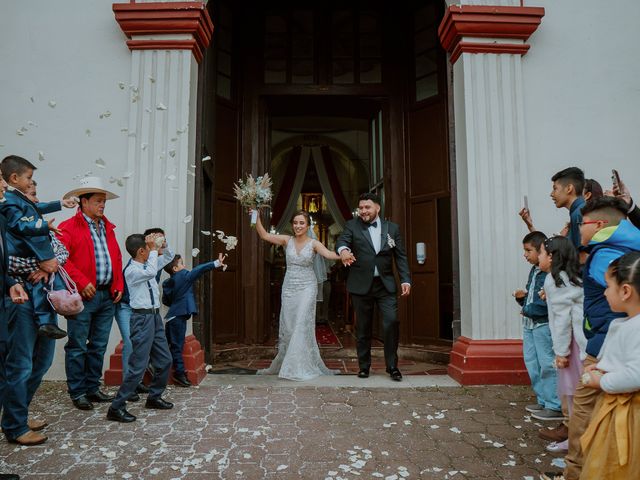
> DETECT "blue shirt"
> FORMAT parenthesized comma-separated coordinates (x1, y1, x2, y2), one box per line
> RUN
(83, 213, 112, 286)
(125, 248, 175, 309)
(568, 196, 585, 249)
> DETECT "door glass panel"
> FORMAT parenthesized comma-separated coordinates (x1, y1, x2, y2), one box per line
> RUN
(416, 74, 438, 102)
(264, 60, 287, 84)
(415, 51, 437, 78)
(332, 60, 354, 84)
(360, 61, 381, 84)
(292, 59, 314, 84)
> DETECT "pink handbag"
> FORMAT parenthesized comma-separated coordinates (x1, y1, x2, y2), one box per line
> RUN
(44, 266, 85, 316)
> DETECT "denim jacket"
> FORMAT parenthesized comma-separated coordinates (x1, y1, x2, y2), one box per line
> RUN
(516, 266, 549, 324)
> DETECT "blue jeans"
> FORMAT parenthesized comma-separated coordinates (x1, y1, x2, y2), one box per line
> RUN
(64, 289, 114, 399)
(1, 292, 55, 439)
(0, 297, 11, 411)
(114, 302, 133, 378)
(111, 312, 172, 410)
(165, 316, 189, 376)
(523, 323, 561, 411)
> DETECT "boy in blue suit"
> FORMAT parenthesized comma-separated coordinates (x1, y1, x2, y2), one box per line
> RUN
(0, 155, 76, 339)
(162, 252, 226, 386)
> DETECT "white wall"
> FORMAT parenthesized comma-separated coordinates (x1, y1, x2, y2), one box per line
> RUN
(0, 1, 133, 379)
(522, 0, 640, 236)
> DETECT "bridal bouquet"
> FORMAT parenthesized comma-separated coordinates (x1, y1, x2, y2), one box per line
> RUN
(233, 173, 273, 227)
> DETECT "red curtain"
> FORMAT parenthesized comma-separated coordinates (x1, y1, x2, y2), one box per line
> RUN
(320, 146, 353, 222)
(271, 146, 302, 227)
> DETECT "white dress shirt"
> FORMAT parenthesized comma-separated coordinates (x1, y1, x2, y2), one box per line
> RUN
(125, 246, 175, 310)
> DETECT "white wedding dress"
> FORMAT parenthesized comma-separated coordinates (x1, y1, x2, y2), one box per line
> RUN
(257, 238, 339, 381)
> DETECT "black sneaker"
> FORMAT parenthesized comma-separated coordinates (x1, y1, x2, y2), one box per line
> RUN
(107, 407, 136, 423)
(173, 373, 192, 387)
(38, 324, 67, 339)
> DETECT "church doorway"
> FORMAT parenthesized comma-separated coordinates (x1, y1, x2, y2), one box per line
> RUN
(195, 0, 455, 361)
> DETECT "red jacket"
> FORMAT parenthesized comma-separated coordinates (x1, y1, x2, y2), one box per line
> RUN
(57, 209, 123, 296)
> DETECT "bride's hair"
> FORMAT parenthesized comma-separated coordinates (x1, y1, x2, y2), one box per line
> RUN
(291, 210, 310, 226)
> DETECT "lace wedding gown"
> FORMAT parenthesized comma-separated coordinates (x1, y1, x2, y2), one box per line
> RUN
(257, 238, 339, 381)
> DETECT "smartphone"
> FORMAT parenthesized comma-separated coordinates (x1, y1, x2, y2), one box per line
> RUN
(523, 195, 529, 210)
(611, 169, 621, 191)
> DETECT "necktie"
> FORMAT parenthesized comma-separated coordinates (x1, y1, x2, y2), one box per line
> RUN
(369, 221, 378, 228)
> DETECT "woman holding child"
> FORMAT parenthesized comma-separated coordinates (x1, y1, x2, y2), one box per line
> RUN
(252, 209, 341, 381)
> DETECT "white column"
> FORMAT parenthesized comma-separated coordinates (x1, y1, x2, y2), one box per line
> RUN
(121, 44, 198, 265)
(454, 52, 529, 340)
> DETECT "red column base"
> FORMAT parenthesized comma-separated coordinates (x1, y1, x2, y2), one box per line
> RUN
(447, 336, 530, 385)
(104, 335, 207, 386)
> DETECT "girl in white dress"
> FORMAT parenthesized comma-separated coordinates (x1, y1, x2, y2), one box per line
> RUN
(253, 209, 341, 381)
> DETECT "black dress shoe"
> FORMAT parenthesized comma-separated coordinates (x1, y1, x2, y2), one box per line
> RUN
(357, 369, 369, 378)
(388, 368, 403, 382)
(87, 390, 114, 402)
(145, 397, 174, 410)
(173, 373, 192, 388)
(127, 392, 140, 402)
(136, 383, 150, 394)
(38, 324, 68, 339)
(107, 407, 136, 423)
(72, 395, 94, 410)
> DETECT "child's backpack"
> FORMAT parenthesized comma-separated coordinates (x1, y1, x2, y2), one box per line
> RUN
(161, 277, 174, 307)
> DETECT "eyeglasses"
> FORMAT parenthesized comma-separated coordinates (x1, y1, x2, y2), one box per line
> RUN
(578, 220, 608, 227)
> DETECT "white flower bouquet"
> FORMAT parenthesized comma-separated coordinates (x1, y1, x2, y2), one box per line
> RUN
(233, 173, 273, 227)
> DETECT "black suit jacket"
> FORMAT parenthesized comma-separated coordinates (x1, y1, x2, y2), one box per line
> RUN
(1, 214, 17, 311)
(336, 217, 411, 295)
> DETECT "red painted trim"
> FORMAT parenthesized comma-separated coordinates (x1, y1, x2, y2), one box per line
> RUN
(438, 5, 544, 64)
(447, 336, 530, 385)
(113, 1, 213, 63)
(450, 42, 530, 63)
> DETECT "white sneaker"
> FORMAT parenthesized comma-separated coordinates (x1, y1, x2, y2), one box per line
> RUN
(546, 439, 568, 453)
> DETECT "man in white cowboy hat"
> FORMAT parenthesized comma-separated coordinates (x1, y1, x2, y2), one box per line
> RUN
(57, 176, 124, 411)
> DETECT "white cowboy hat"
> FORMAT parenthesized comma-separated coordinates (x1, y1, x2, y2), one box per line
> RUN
(64, 176, 119, 200)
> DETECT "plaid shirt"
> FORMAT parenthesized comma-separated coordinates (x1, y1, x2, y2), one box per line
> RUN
(83, 213, 113, 286)
(9, 233, 69, 283)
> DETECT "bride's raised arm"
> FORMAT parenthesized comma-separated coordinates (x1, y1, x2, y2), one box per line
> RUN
(312, 239, 341, 261)
(252, 209, 289, 247)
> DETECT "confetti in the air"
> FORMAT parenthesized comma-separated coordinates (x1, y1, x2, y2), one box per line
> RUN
(48, 100, 57, 108)
(183, 215, 193, 224)
(156, 103, 167, 111)
(38, 151, 45, 162)
(192, 248, 200, 257)
(95, 158, 106, 168)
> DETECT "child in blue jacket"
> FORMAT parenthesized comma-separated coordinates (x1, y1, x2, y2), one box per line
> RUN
(162, 252, 226, 386)
(513, 231, 562, 421)
(0, 155, 76, 339)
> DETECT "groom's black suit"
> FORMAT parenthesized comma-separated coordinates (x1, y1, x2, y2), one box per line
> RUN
(336, 217, 410, 372)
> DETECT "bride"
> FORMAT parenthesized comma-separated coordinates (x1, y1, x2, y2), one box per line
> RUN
(252, 209, 342, 381)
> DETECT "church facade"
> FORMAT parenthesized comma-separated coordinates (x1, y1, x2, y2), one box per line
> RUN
(1, 0, 638, 383)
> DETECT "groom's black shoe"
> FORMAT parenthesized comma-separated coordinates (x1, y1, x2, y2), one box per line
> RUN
(357, 369, 369, 378)
(388, 368, 403, 382)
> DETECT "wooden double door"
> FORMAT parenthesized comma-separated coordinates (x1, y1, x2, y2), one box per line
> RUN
(193, 0, 455, 358)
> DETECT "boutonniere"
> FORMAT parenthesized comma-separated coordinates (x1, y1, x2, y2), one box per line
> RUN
(386, 234, 396, 249)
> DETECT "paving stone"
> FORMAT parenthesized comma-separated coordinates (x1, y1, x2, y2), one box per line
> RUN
(0, 380, 564, 479)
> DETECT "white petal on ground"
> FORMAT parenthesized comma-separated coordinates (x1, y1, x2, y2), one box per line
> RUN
(465, 408, 477, 412)
(276, 465, 288, 471)
(551, 458, 566, 469)
(183, 215, 192, 224)
(156, 103, 168, 110)
(95, 158, 106, 168)
(502, 460, 516, 467)
(38, 151, 45, 161)
(449, 427, 461, 434)
(106, 468, 116, 474)
(430, 425, 439, 429)
(493, 442, 504, 448)
(149, 467, 161, 474)
(48, 100, 56, 108)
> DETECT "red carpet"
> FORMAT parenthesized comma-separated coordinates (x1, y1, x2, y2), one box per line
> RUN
(316, 324, 342, 348)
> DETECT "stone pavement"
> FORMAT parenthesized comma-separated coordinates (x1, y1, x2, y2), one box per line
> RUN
(0, 375, 563, 480)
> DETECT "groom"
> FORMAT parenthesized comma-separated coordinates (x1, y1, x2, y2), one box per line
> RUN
(336, 193, 411, 381)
